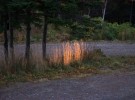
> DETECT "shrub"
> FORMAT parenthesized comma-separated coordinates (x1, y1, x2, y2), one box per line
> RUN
(89, 17, 135, 40)
(117, 23, 135, 40)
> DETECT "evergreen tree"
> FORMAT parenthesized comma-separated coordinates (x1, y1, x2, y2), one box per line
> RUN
(0, 0, 9, 62)
(38, 0, 61, 59)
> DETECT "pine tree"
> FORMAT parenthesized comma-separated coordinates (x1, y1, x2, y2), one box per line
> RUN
(0, 0, 9, 62)
(37, 0, 60, 59)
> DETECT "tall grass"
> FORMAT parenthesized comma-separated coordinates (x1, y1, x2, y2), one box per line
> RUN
(0, 41, 96, 74)
(63, 42, 73, 65)
(49, 46, 62, 64)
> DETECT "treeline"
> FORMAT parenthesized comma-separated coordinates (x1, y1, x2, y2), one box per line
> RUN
(0, 0, 104, 61)
(0, 0, 134, 62)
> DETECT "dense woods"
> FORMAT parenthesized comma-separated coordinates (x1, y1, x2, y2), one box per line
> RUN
(0, 0, 135, 61)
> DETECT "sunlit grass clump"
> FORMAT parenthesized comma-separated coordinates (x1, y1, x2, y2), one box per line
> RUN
(41, 41, 89, 66)
(63, 42, 73, 65)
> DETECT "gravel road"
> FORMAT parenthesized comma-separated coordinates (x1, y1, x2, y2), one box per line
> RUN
(88, 41, 135, 56)
(0, 72, 135, 100)
(0, 41, 135, 58)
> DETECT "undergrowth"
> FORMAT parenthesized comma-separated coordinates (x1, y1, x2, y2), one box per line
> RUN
(0, 42, 135, 87)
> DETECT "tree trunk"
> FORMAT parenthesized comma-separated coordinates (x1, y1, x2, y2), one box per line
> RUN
(102, 0, 108, 22)
(9, 12, 14, 62)
(130, 1, 134, 24)
(25, 9, 31, 60)
(88, 8, 91, 17)
(42, 14, 48, 60)
(4, 18, 8, 63)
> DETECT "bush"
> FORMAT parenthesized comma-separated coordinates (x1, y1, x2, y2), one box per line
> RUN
(117, 23, 135, 40)
(102, 22, 118, 40)
(85, 17, 135, 41)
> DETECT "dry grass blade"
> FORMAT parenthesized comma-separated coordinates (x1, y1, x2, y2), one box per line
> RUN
(63, 42, 73, 65)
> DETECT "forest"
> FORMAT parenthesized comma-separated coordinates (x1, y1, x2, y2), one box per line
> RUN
(0, 0, 135, 86)
(0, 0, 135, 59)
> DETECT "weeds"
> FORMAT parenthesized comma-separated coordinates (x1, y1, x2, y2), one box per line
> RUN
(0, 41, 135, 86)
(0, 41, 91, 73)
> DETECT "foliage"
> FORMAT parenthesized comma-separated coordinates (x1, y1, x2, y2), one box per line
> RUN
(69, 17, 135, 41)
(100, 22, 135, 40)
(70, 16, 92, 40)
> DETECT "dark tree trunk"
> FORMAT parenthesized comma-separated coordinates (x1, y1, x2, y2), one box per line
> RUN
(88, 8, 91, 17)
(25, 9, 31, 60)
(130, 1, 134, 25)
(9, 12, 14, 62)
(4, 17, 8, 63)
(42, 14, 48, 60)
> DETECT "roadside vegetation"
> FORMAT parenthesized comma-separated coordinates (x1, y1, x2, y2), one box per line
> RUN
(0, 41, 135, 87)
